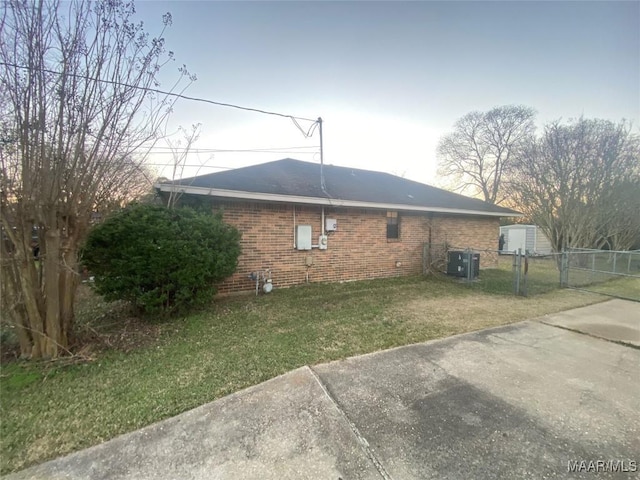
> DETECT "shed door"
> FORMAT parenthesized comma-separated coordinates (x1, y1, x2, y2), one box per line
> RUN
(508, 228, 527, 253)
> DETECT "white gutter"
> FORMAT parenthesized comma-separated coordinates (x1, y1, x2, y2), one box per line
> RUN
(155, 183, 522, 217)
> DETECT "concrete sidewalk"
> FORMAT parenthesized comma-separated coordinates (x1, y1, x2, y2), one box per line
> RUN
(539, 298, 640, 347)
(7, 300, 640, 480)
(7, 366, 380, 480)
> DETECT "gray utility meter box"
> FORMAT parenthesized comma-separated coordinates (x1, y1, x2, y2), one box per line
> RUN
(296, 225, 312, 250)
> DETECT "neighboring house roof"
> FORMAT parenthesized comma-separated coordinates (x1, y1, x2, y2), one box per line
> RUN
(156, 158, 520, 217)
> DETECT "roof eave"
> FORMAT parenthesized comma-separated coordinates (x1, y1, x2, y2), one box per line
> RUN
(155, 184, 522, 218)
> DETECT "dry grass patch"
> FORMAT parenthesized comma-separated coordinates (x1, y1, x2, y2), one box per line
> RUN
(397, 288, 605, 338)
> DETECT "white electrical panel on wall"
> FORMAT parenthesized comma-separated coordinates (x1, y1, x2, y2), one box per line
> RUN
(296, 225, 312, 250)
(325, 218, 337, 231)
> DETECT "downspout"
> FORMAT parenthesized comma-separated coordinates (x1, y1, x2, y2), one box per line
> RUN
(293, 205, 296, 248)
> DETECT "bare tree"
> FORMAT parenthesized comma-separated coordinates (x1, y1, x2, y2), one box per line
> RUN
(88, 154, 157, 220)
(0, 0, 193, 358)
(510, 118, 640, 252)
(437, 105, 536, 204)
(597, 179, 640, 250)
(165, 123, 202, 209)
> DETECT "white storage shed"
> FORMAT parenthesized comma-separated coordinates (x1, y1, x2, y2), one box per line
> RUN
(500, 225, 553, 255)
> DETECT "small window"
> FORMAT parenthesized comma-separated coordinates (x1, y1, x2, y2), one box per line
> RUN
(387, 211, 399, 239)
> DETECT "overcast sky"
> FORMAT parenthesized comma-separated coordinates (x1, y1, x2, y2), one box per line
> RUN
(132, 0, 640, 184)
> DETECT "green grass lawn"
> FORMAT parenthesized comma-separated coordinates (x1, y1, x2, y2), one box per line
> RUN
(0, 275, 613, 474)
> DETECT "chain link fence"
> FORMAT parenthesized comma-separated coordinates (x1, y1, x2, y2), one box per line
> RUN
(564, 248, 640, 301)
(423, 243, 640, 301)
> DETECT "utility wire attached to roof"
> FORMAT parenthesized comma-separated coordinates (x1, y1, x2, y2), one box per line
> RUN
(2, 61, 326, 189)
(145, 145, 318, 153)
(0, 62, 318, 123)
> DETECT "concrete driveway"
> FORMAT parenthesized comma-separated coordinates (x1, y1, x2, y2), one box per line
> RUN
(7, 300, 640, 480)
(539, 299, 640, 347)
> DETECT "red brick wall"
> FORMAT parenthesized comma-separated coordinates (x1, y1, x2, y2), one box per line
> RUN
(430, 215, 501, 267)
(214, 201, 499, 293)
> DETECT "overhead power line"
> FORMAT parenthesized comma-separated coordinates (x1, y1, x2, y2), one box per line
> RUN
(145, 163, 233, 169)
(144, 145, 318, 153)
(143, 151, 316, 156)
(0, 62, 318, 124)
(2, 62, 326, 185)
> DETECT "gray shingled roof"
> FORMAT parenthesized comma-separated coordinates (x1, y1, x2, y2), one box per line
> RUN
(158, 158, 519, 216)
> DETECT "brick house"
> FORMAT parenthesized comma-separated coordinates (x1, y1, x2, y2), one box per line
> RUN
(156, 159, 520, 294)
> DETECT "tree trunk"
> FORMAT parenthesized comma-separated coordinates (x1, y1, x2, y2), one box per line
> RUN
(59, 239, 78, 344)
(18, 258, 46, 358)
(43, 227, 64, 357)
(1, 228, 79, 359)
(15, 315, 34, 358)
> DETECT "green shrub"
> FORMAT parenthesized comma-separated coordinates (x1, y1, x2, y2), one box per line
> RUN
(82, 204, 241, 315)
